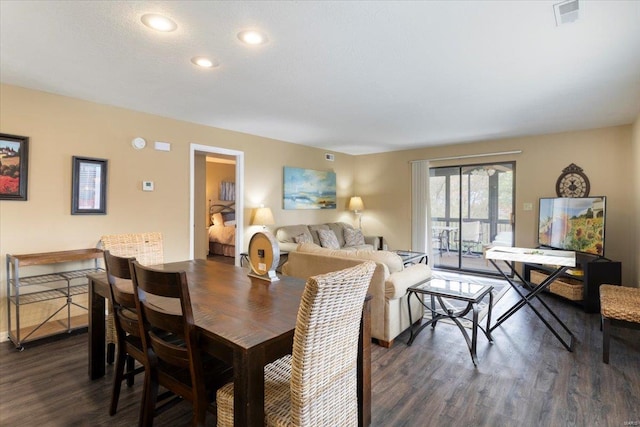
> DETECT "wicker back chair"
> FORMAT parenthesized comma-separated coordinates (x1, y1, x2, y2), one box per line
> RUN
(100, 232, 164, 362)
(216, 260, 376, 427)
(600, 284, 640, 364)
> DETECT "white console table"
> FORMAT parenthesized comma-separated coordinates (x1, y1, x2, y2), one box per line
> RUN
(485, 246, 576, 351)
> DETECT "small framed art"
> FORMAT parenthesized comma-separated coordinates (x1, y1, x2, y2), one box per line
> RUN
(0, 133, 29, 201)
(71, 156, 108, 215)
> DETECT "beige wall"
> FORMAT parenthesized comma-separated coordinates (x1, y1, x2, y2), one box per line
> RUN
(632, 113, 640, 287)
(355, 126, 636, 285)
(1, 83, 637, 337)
(0, 84, 356, 334)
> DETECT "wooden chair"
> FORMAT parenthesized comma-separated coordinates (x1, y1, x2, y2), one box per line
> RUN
(103, 250, 145, 419)
(216, 260, 376, 427)
(600, 284, 640, 364)
(129, 260, 233, 427)
(100, 232, 164, 363)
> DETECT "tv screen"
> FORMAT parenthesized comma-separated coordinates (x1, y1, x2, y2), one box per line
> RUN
(538, 196, 606, 256)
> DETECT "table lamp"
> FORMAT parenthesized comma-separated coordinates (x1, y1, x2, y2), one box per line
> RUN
(348, 196, 364, 229)
(251, 206, 275, 229)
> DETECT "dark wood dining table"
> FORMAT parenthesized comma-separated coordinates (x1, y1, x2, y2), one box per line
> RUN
(87, 259, 371, 427)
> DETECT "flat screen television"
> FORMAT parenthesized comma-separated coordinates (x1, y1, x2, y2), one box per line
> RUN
(538, 196, 606, 256)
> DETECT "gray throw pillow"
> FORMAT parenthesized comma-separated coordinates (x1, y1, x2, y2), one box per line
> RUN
(293, 233, 312, 244)
(317, 229, 340, 249)
(344, 228, 365, 247)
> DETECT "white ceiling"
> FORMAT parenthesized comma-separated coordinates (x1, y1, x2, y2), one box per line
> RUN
(1, 1, 639, 155)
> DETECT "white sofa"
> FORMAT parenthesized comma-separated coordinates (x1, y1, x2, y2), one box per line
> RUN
(281, 242, 431, 347)
(275, 222, 380, 253)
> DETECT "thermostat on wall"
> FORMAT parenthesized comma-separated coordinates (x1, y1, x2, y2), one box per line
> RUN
(142, 181, 154, 191)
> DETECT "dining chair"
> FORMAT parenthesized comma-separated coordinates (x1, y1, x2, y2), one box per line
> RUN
(99, 232, 164, 364)
(216, 260, 376, 427)
(129, 260, 233, 427)
(103, 250, 146, 419)
(461, 220, 482, 256)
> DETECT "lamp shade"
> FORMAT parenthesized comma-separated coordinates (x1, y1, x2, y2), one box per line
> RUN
(348, 196, 364, 212)
(252, 207, 275, 226)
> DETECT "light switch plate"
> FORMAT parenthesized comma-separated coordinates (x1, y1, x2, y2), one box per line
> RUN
(142, 181, 154, 191)
(523, 202, 533, 211)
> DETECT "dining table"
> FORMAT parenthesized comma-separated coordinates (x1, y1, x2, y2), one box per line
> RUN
(87, 259, 371, 427)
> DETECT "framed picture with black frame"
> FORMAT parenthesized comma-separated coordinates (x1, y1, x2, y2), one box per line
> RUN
(71, 156, 108, 215)
(0, 133, 29, 201)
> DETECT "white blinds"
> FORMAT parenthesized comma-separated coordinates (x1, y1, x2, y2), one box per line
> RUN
(411, 161, 432, 256)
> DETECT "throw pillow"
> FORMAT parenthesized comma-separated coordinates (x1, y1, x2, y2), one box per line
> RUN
(211, 213, 224, 226)
(293, 233, 312, 244)
(317, 229, 340, 249)
(344, 228, 365, 247)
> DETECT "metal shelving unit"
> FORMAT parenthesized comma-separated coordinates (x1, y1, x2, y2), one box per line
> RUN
(6, 249, 103, 350)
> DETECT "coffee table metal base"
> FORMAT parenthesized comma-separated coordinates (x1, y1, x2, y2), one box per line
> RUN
(407, 282, 493, 366)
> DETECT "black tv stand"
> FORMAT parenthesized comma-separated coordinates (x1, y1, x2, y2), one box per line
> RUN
(523, 253, 621, 313)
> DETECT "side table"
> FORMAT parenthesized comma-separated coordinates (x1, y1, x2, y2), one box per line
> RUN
(407, 277, 493, 366)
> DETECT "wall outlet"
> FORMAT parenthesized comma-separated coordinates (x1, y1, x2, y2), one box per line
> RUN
(523, 202, 533, 211)
(142, 181, 154, 191)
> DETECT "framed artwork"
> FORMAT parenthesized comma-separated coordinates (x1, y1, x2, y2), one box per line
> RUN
(0, 133, 29, 201)
(71, 156, 108, 215)
(283, 166, 336, 210)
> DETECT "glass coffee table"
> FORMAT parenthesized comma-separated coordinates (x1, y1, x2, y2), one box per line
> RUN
(406, 277, 493, 366)
(393, 250, 428, 266)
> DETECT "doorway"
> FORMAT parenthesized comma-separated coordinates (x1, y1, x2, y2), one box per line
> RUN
(189, 144, 244, 264)
(429, 162, 515, 275)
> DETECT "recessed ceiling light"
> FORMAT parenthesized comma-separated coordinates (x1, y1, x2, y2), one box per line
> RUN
(237, 30, 268, 45)
(141, 14, 177, 32)
(191, 56, 219, 68)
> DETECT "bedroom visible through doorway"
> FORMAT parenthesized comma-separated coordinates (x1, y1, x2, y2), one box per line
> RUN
(190, 144, 244, 264)
(206, 155, 237, 264)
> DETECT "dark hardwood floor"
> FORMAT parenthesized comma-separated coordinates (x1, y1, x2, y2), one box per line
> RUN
(1, 285, 639, 426)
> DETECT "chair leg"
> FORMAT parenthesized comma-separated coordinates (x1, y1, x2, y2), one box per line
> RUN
(602, 316, 610, 364)
(110, 348, 126, 415)
(142, 367, 159, 427)
(107, 343, 116, 364)
(126, 355, 135, 387)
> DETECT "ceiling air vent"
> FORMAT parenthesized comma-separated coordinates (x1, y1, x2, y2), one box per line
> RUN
(554, 0, 579, 26)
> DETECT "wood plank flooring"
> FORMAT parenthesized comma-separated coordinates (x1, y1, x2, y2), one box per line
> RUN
(1, 285, 639, 426)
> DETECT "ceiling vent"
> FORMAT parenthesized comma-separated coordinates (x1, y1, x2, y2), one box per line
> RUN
(554, 0, 580, 26)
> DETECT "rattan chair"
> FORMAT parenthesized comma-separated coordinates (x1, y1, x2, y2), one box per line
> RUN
(216, 260, 376, 427)
(130, 260, 233, 427)
(600, 284, 640, 364)
(103, 250, 146, 419)
(99, 232, 164, 363)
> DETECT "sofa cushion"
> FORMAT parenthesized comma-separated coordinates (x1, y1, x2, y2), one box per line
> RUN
(317, 229, 340, 249)
(344, 228, 365, 247)
(297, 243, 403, 273)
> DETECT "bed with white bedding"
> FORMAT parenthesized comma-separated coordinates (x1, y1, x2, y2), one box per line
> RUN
(208, 202, 236, 257)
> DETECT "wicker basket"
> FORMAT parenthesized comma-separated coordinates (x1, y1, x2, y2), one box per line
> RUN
(530, 270, 583, 301)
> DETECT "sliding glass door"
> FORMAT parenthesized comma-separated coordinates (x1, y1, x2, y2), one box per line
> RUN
(430, 162, 515, 275)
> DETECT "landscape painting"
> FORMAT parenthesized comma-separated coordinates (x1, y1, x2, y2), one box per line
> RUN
(0, 133, 29, 201)
(283, 167, 336, 210)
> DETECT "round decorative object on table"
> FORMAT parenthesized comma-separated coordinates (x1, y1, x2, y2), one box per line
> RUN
(556, 163, 590, 198)
(247, 231, 280, 282)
